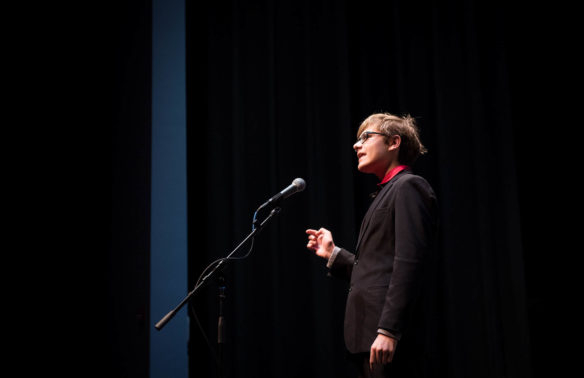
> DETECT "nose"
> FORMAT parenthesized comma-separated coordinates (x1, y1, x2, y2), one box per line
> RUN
(353, 141, 362, 151)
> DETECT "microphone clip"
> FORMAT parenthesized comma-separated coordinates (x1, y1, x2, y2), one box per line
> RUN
(253, 204, 281, 231)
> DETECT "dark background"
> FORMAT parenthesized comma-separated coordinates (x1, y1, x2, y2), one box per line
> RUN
(69, 0, 578, 377)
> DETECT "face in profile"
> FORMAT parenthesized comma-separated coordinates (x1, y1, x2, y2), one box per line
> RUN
(353, 128, 393, 179)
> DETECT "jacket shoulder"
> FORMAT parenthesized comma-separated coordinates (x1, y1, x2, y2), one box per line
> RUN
(393, 172, 436, 197)
(394, 172, 432, 186)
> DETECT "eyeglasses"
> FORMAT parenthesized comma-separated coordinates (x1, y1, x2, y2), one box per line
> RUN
(355, 131, 390, 145)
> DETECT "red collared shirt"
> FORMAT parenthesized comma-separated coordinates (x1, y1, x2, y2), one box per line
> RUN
(378, 165, 410, 186)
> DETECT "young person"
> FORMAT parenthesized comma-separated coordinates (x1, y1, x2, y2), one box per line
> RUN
(306, 113, 438, 377)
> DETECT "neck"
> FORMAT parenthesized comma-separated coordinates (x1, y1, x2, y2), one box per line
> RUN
(376, 161, 401, 180)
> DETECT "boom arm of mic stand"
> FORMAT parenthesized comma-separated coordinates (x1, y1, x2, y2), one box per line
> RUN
(154, 207, 281, 331)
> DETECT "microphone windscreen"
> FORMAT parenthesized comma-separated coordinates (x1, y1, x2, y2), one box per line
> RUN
(292, 178, 306, 192)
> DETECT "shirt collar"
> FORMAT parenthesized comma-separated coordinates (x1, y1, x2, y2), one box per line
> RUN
(378, 165, 410, 186)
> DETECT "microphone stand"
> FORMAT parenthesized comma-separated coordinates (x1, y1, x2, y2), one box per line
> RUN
(217, 274, 226, 378)
(154, 206, 282, 331)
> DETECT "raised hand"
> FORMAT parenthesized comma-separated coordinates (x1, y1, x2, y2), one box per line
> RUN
(305, 228, 335, 260)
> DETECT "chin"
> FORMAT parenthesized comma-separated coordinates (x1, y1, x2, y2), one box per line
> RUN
(358, 162, 383, 178)
(357, 163, 372, 174)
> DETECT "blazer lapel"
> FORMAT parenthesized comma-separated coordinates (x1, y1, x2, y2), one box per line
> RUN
(355, 184, 389, 254)
(354, 171, 409, 255)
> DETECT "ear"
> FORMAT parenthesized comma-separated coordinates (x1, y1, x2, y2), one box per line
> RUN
(387, 135, 401, 151)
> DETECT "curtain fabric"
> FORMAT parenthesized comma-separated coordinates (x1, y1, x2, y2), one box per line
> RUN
(186, 1, 532, 377)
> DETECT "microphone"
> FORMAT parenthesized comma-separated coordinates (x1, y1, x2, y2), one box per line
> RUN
(259, 178, 306, 210)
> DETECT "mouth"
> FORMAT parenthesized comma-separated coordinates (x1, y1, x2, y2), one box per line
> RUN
(357, 153, 365, 160)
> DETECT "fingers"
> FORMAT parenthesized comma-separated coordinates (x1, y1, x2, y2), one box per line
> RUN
(306, 228, 330, 235)
(306, 240, 318, 250)
(369, 345, 379, 369)
(306, 229, 322, 248)
(370, 335, 396, 369)
(370, 348, 390, 370)
(383, 348, 393, 364)
(306, 229, 319, 250)
(305, 228, 334, 257)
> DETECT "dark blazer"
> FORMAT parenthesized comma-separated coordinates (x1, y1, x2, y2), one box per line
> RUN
(329, 170, 438, 354)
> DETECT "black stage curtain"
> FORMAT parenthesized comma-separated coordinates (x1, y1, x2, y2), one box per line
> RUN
(186, 1, 570, 377)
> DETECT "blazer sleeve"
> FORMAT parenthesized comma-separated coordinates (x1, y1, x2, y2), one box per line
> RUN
(377, 176, 437, 339)
(327, 247, 355, 281)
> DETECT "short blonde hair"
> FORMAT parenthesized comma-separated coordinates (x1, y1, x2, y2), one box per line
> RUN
(357, 113, 427, 165)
